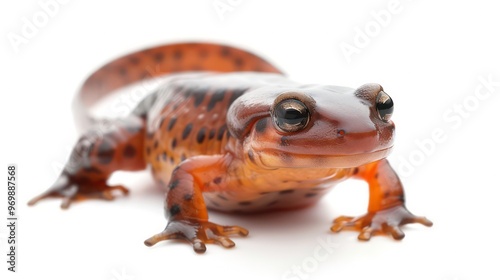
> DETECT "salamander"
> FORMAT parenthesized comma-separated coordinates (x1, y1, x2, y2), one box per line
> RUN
(29, 42, 432, 253)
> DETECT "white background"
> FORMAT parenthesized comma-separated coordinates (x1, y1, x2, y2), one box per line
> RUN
(1, 1, 500, 280)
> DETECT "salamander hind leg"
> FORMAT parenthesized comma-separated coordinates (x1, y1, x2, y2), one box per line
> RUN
(331, 159, 432, 240)
(28, 116, 146, 209)
(144, 155, 248, 253)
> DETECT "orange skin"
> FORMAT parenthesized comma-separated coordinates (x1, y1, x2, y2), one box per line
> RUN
(29, 42, 432, 253)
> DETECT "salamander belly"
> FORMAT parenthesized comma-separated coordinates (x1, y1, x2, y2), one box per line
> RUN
(203, 186, 335, 213)
(201, 162, 353, 213)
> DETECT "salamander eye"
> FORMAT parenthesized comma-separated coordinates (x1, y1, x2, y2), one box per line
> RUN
(376, 91, 394, 122)
(272, 99, 310, 133)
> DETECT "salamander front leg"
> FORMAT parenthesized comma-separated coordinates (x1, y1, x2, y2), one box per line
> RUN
(144, 220, 248, 253)
(144, 155, 249, 253)
(28, 116, 146, 209)
(331, 159, 432, 240)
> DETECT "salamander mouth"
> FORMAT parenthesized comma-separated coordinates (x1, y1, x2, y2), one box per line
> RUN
(250, 147, 393, 169)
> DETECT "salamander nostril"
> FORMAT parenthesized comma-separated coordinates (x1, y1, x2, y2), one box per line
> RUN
(337, 129, 346, 137)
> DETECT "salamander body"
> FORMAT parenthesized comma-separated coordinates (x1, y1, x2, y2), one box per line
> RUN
(29, 43, 432, 253)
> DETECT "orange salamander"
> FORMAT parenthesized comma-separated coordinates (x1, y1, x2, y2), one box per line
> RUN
(29, 42, 432, 253)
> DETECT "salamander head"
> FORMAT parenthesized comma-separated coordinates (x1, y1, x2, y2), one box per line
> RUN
(227, 83, 395, 168)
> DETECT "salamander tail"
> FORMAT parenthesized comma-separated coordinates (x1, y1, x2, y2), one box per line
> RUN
(74, 42, 283, 130)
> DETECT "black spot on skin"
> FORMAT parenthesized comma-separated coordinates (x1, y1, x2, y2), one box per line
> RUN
(169, 204, 181, 216)
(158, 117, 165, 129)
(239, 201, 252, 206)
(154, 140, 159, 149)
(181, 154, 187, 161)
(259, 192, 270, 195)
(353, 167, 359, 175)
(279, 189, 294, 195)
(248, 150, 256, 163)
(182, 124, 193, 140)
(123, 145, 136, 158)
(119, 67, 127, 77)
(220, 47, 230, 57)
(161, 151, 167, 161)
(184, 193, 193, 201)
(154, 52, 164, 63)
(384, 191, 390, 198)
(208, 128, 216, 140)
(167, 118, 177, 131)
(183, 89, 193, 98)
(207, 90, 226, 111)
(169, 180, 179, 190)
(171, 138, 177, 149)
(375, 173, 379, 179)
(233, 57, 244, 69)
(217, 194, 228, 201)
(280, 136, 290, 146)
(217, 125, 227, 141)
(146, 147, 151, 156)
(193, 93, 205, 107)
(255, 119, 267, 133)
(97, 140, 114, 164)
(173, 49, 183, 60)
(305, 193, 317, 198)
(267, 200, 279, 206)
(232, 88, 247, 98)
(197, 128, 206, 144)
(213, 177, 222, 184)
(173, 85, 184, 94)
(227, 92, 240, 108)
